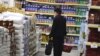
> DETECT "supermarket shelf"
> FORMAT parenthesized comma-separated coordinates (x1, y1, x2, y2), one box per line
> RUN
(90, 6, 100, 10)
(36, 23, 51, 26)
(41, 32, 49, 35)
(41, 32, 80, 36)
(64, 43, 78, 46)
(41, 42, 78, 46)
(88, 24, 99, 28)
(41, 42, 48, 44)
(36, 23, 80, 27)
(67, 34, 80, 36)
(67, 25, 80, 27)
(86, 42, 100, 47)
(26, 11, 86, 17)
(26, 0, 88, 6)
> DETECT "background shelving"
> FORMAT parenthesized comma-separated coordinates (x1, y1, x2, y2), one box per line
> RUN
(85, 0, 100, 56)
(24, 0, 90, 44)
(23, 0, 90, 56)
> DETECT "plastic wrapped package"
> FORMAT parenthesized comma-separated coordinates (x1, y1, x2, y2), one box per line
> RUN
(0, 12, 37, 56)
(16, 43, 24, 50)
(4, 16, 25, 24)
(2, 12, 25, 18)
(13, 24, 24, 30)
(15, 34, 24, 39)
(16, 49, 24, 56)
(15, 30, 23, 34)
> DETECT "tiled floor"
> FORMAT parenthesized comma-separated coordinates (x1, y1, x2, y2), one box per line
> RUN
(35, 48, 80, 56)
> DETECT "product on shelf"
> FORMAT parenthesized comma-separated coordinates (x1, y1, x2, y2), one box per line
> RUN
(63, 45, 73, 53)
(36, 14, 53, 24)
(88, 9, 100, 24)
(86, 45, 100, 56)
(0, 4, 7, 13)
(66, 17, 85, 25)
(36, 25, 51, 34)
(67, 27, 80, 34)
(25, 2, 88, 16)
(88, 28, 100, 42)
(92, 0, 100, 6)
(41, 35, 49, 43)
(36, 14, 85, 26)
(65, 36, 79, 44)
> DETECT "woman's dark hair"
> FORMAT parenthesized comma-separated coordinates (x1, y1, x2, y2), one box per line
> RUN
(54, 8, 62, 14)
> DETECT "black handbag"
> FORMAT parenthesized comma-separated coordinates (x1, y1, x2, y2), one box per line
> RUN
(45, 39, 53, 55)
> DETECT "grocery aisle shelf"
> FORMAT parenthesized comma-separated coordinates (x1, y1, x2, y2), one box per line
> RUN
(36, 23, 80, 27)
(41, 32, 80, 36)
(26, 11, 86, 17)
(64, 43, 78, 46)
(86, 42, 100, 47)
(41, 42, 48, 44)
(26, 0, 88, 6)
(67, 34, 80, 36)
(88, 24, 99, 28)
(90, 6, 100, 10)
(36, 23, 51, 26)
(41, 42, 78, 46)
(41, 32, 49, 35)
(67, 25, 80, 27)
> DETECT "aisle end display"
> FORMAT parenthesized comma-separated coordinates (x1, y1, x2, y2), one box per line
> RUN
(0, 11, 39, 56)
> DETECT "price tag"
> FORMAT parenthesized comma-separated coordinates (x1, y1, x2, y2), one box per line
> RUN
(91, 43, 98, 48)
(98, 27, 100, 32)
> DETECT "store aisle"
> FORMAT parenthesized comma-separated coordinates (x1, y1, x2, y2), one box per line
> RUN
(35, 48, 79, 56)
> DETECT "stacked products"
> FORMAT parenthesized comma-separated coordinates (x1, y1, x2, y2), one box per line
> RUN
(88, 10, 100, 24)
(37, 25, 51, 33)
(92, 0, 100, 6)
(0, 26, 10, 56)
(65, 36, 79, 44)
(36, 14, 85, 26)
(66, 17, 85, 25)
(0, 12, 37, 56)
(41, 35, 49, 43)
(36, 14, 53, 24)
(0, 16, 16, 56)
(25, 3, 88, 16)
(67, 27, 80, 34)
(88, 28, 100, 42)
